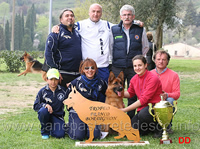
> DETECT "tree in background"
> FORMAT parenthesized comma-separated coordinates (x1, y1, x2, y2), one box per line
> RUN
(14, 14, 20, 50)
(35, 15, 49, 51)
(5, 20, 10, 51)
(25, 4, 36, 42)
(14, 13, 24, 50)
(96, 0, 179, 49)
(0, 2, 10, 25)
(183, 1, 197, 27)
(21, 28, 33, 51)
(97, 0, 133, 24)
(74, 0, 94, 21)
(0, 26, 5, 51)
(196, 12, 200, 27)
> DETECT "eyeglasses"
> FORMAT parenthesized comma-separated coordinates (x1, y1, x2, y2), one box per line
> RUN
(122, 14, 133, 17)
(84, 66, 95, 70)
(100, 38, 104, 55)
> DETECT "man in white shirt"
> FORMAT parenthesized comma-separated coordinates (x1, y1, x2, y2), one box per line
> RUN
(76, 3, 113, 88)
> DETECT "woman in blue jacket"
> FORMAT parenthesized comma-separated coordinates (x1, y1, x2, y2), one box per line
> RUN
(66, 58, 107, 141)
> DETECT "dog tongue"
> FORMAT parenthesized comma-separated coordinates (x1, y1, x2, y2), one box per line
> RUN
(117, 91, 122, 97)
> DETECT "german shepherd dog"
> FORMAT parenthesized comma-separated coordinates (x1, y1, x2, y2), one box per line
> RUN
(102, 71, 124, 136)
(18, 52, 47, 81)
(105, 71, 124, 109)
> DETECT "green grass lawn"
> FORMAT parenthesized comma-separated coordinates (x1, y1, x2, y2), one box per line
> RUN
(0, 58, 200, 149)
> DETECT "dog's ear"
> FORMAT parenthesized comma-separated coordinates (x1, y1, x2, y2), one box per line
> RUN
(24, 51, 27, 55)
(118, 71, 124, 82)
(108, 71, 116, 83)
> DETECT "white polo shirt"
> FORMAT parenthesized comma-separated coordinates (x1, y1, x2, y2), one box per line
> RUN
(77, 19, 113, 68)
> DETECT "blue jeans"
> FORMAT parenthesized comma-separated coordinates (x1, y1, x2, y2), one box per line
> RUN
(166, 97, 175, 105)
(67, 111, 101, 141)
(38, 107, 65, 138)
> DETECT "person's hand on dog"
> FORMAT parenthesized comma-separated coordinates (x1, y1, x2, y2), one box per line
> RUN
(45, 104, 53, 114)
(52, 25, 60, 33)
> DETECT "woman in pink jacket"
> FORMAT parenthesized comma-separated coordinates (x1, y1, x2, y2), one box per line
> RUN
(121, 55, 162, 136)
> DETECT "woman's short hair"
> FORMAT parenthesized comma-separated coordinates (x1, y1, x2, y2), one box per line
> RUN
(79, 58, 98, 75)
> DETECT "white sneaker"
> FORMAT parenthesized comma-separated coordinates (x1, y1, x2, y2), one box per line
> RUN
(100, 132, 109, 140)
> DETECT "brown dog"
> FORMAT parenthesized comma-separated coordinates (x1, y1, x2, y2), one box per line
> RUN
(18, 52, 47, 81)
(105, 71, 124, 109)
(63, 86, 141, 143)
(102, 71, 124, 135)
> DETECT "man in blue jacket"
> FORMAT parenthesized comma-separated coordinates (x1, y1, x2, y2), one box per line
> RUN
(44, 9, 82, 87)
(111, 5, 149, 119)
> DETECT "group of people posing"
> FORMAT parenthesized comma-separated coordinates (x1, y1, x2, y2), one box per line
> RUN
(33, 3, 180, 140)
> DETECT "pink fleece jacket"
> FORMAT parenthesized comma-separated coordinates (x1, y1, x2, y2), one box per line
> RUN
(128, 70, 162, 111)
(151, 68, 180, 100)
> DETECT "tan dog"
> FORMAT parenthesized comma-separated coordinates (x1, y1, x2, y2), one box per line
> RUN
(18, 52, 47, 81)
(105, 71, 124, 109)
(63, 86, 141, 143)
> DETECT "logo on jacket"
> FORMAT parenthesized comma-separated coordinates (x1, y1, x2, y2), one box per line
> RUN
(135, 35, 139, 40)
(45, 98, 52, 103)
(63, 35, 71, 39)
(61, 31, 71, 39)
(115, 35, 123, 39)
(57, 93, 65, 101)
(78, 83, 87, 92)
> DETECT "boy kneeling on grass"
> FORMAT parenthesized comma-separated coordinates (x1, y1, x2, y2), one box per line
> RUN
(33, 68, 67, 139)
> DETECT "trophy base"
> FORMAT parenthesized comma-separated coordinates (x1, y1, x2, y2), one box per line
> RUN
(75, 141, 150, 147)
(160, 139, 172, 144)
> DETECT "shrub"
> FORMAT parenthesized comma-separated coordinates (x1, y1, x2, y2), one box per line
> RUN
(0, 50, 23, 72)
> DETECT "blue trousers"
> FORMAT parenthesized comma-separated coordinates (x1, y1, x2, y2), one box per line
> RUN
(166, 97, 175, 105)
(67, 111, 101, 141)
(97, 67, 109, 102)
(38, 107, 65, 138)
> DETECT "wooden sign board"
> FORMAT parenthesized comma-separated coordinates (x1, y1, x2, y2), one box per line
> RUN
(63, 86, 141, 143)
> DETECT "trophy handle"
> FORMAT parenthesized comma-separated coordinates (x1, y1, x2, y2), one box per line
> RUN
(148, 103, 156, 121)
(172, 100, 178, 116)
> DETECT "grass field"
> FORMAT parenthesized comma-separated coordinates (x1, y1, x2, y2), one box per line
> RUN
(0, 58, 200, 149)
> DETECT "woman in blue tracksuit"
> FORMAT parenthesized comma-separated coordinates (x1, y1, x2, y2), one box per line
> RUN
(65, 58, 107, 141)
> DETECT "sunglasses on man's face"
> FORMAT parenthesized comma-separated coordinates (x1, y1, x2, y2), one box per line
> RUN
(84, 66, 95, 70)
